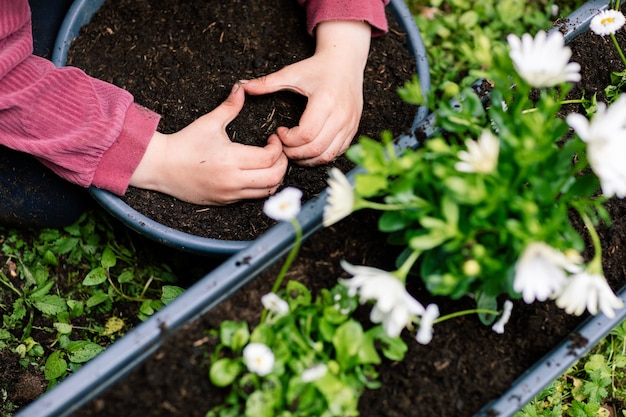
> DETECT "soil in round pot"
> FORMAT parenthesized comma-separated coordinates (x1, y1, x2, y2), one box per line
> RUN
(66, 0, 419, 242)
(63, 14, 626, 417)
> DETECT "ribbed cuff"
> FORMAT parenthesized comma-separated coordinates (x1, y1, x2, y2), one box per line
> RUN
(91, 103, 161, 195)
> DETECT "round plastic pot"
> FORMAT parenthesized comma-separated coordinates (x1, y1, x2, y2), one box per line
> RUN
(51, 0, 430, 257)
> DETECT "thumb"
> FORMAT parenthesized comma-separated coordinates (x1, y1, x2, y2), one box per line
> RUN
(240, 67, 299, 96)
(212, 83, 245, 128)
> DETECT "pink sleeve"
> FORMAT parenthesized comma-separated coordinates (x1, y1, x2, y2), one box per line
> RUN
(297, 0, 390, 36)
(0, 0, 160, 195)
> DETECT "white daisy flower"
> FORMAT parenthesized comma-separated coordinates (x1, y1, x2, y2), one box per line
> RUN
(415, 304, 439, 345)
(555, 272, 624, 318)
(551, 5, 559, 17)
(590, 9, 626, 36)
(323, 168, 354, 227)
(513, 242, 581, 304)
(261, 292, 289, 315)
(566, 95, 626, 198)
(455, 130, 500, 174)
(491, 300, 514, 334)
(507, 31, 581, 88)
(263, 187, 302, 221)
(243, 343, 274, 376)
(301, 364, 327, 383)
(339, 260, 425, 338)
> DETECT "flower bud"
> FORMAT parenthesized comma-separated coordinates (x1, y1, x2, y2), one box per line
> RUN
(463, 259, 481, 276)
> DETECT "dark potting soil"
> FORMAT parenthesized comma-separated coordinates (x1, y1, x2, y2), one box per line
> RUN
(66, 0, 419, 241)
(64, 14, 626, 417)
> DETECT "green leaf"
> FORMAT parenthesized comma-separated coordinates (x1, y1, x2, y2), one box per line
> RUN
(369, 326, 408, 361)
(53, 322, 73, 335)
(52, 236, 79, 255)
(476, 292, 498, 325)
(67, 299, 84, 317)
(567, 400, 600, 417)
(66, 341, 105, 363)
(117, 270, 135, 284)
(409, 231, 448, 251)
(285, 280, 311, 307)
(397, 74, 425, 106)
(220, 321, 250, 352)
(86, 292, 110, 308)
(33, 295, 68, 316)
(378, 211, 410, 233)
(245, 390, 275, 417)
(44, 351, 67, 381)
(139, 300, 155, 316)
(354, 173, 389, 197)
(42, 250, 58, 266)
(161, 285, 184, 305)
(102, 317, 125, 336)
(209, 358, 242, 387)
(313, 372, 358, 416)
(101, 246, 117, 269)
(29, 280, 54, 300)
(82, 267, 108, 286)
(333, 320, 363, 368)
(357, 329, 381, 365)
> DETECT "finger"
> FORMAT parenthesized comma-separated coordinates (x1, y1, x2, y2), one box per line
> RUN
(240, 66, 304, 96)
(285, 131, 347, 166)
(294, 132, 354, 167)
(280, 116, 355, 165)
(232, 134, 288, 170)
(276, 98, 331, 149)
(208, 83, 246, 128)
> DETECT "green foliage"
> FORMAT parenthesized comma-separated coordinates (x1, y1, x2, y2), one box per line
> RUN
(404, 0, 587, 89)
(348, 43, 606, 305)
(207, 281, 407, 417)
(0, 211, 183, 394)
(516, 320, 626, 417)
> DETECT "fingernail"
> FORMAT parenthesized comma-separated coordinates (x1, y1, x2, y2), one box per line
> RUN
(238, 79, 249, 84)
(231, 82, 241, 93)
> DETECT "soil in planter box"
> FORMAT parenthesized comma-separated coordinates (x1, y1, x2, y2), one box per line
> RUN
(66, 0, 419, 241)
(61, 13, 626, 417)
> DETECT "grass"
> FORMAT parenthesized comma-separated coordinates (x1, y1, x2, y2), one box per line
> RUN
(1, 0, 624, 415)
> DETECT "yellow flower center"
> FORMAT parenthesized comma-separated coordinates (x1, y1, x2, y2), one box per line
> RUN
(601, 17, 616, 25)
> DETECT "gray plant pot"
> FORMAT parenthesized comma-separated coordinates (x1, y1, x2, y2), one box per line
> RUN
(51, 0, 431, 257)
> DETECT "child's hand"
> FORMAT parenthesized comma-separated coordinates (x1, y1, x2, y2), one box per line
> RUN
(130, 83, 288, 205)
(240, 20, 371, 166)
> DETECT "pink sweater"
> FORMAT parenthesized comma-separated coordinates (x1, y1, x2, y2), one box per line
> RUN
(0, 0, 388, 195)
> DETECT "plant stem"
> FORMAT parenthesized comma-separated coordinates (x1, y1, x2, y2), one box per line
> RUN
(394, 250, 421, 284)
(521, 99, 586, 115)
(611, 33, 626, 69)
(0, 271, 22, 297)
(434, 308, 501, 323)
(361, 200, 420, 212)
(139, 275, 155, 299)
(261, 219, 303, 324)
(271, 219, 302, 294)
(107, 276, 146, 302)
(579, 210, 604, 274)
